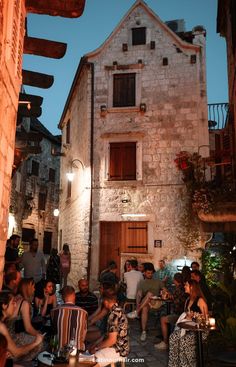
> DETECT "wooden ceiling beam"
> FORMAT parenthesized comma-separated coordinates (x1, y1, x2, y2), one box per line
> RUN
(25, 0, 86, 18)
(19, 93, 43, 106)
(22, 70, 54, 89)
(24, 36, 67, 59)
(18, 105, 42, 118)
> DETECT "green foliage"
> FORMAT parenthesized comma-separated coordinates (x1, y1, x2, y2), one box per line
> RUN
(201, 250, 224, 287)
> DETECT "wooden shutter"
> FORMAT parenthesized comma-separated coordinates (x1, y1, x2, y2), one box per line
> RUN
(38, 192, 46, 210)
(113, 74, 135, 107)
(109, 142, 136, 180)
(31, 160, 39, 176)
(132, 27, 146, 45)
(49, 168, 56, 182)
(66, 120, 70, 144)
(121, 222, 148, 253)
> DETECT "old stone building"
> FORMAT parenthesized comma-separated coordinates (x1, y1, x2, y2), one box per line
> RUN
(10, 117, 60, 253)
(58, 0, 209, 287)
(0, 0, 85, 288)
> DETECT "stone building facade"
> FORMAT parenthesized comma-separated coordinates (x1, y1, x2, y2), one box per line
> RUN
(58, 0, 209, 287)
(10, 117, 60, 253)
(0, 0, 26, 287)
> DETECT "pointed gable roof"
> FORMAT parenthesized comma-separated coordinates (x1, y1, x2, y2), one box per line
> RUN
(86, 0, 200, 60)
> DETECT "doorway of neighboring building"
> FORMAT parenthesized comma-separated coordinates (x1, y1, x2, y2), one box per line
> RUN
(43, 231, 52, 255)
(99, 221, 148, 277)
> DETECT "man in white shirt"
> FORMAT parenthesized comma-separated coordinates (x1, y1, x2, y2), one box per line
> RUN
(124, 260, 143, 300)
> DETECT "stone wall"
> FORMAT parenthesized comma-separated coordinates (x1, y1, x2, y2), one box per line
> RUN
(0, 0, 26, 288)
(59, 2, 209, 288)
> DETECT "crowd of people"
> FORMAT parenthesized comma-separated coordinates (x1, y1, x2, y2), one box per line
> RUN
(1, 234, 213, 367)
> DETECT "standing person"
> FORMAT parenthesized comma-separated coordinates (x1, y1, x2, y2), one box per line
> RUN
(75, 278, 98, 316)
(124, 259, 143, 300)
(46, 248, 60, 285)
(4, 235, 21, 270)
(60, 244, 71, 288)
(21, 239, 46, 284)
(153, 260, 172, 289)
(168, 279, 208, 367)
(89, 289, 129, 367)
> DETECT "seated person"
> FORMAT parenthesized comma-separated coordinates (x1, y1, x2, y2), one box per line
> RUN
(75, 278, 98, 316)
(99, 261, 119, 285)
(127, 263, 164, 342)
(191, 270, 212, 311)
(87, 282, 115, 343)
(123, 259, 143, 301)
(154, 272, 187, 350)
(89, 289, 129, 367)
(168, 280, 208, 367)
(7, 278, 40, 344)
(153, 260, 172, 289)
(0, 291, 43, 363)
(3, 271, 21, 295)
(35, 279, 57, 318)
(51, 286, 87, 351)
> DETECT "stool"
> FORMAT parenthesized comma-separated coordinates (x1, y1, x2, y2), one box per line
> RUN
(123, 299, 136, 313)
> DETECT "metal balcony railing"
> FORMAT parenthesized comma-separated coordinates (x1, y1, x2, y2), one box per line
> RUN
(208, 103, 229, 130)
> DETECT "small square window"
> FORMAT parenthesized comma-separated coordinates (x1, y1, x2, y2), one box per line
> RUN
(113, 73, 136, 107)
(132, 27, 146, 45)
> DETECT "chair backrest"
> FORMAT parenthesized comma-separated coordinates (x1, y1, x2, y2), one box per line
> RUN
(51, 304, 87, 351)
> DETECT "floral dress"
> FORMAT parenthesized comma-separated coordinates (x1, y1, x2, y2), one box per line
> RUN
(168, 297, 208, 367)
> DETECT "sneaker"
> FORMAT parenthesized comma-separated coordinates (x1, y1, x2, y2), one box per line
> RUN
(127, 310, 138, 319)
(154, 341, 168, 350)
(140, 331, 147, 342)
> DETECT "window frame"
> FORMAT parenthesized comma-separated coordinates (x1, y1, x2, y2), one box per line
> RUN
(103, 136, 143, 182)
(132, 27, 147, 46)
(113, 73, 136, 108)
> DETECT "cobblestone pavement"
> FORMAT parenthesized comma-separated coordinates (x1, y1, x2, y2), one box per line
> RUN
(126, 314, 228, 367)
(126, 315, 168, 367)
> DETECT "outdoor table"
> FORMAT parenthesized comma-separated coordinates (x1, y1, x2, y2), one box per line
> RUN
(178, 321, 216, 367)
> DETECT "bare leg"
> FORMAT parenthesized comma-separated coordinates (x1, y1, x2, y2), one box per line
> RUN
(141, 304, 150, 332)
(137, 292, 154, 313)
(161, 316, 169, 344)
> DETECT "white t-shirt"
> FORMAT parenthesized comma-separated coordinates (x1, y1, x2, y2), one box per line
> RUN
(124, 270, 143, 300)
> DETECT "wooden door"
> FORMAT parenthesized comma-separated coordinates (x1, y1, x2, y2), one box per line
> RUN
(100, 222, 121, 277)
(121, 221, 148, 253)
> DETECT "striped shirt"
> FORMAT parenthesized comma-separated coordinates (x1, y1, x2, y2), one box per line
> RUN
(75, 291, 98, 316)
(51, 303, 87, 351)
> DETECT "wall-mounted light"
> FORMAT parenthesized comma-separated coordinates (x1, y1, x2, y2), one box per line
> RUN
(66, 158, 84, 182)
(140, 103, 146, 112)
(18, 100, 31, 110)
(121, 213, 147, 218)
(100, 104, 107, 117)
(53, 209, 59, 217)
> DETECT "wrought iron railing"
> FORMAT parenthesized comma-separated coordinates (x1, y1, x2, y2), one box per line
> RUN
(208, 103, 229, 130)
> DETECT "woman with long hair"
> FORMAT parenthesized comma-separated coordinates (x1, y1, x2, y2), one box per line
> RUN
(60, 244, 71, 288)
(0, 291, 43, 362)
(168, 279, 208, 367)
(35, 279, 57, 318)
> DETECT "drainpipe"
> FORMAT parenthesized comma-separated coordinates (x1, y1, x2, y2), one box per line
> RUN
(86, 61, 94, 281)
